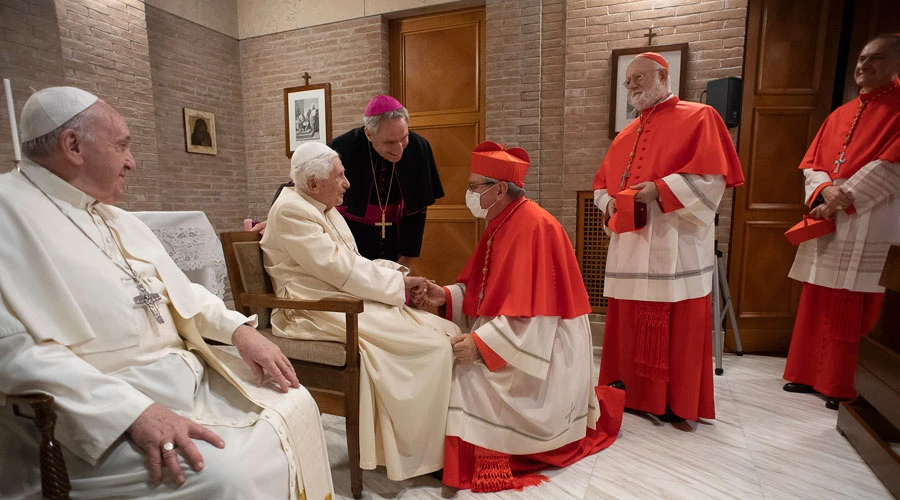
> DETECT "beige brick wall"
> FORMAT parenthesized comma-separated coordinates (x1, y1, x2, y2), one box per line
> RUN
(0, 0, 67, 172)
(239, 16, 390, 221)
(482, 0, 746, 262)
(146, 5, 248, 233)
(54, 0, 161, 211)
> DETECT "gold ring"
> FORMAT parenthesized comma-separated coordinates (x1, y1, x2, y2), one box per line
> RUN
(836, 205, 844, 211)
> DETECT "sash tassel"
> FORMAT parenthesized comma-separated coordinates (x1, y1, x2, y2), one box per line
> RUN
(634, 302, 672, 381)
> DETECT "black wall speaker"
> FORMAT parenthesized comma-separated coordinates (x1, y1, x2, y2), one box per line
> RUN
(706, 76, 743, 128)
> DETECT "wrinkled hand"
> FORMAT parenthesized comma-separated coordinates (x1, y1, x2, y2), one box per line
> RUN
(821, 185, 853, 212)
(404, 276, 427, 304)
(629, 181, 659, 203)
(451, 334, 481, 364)
(232, 325, 299, 393)
(809, 204, 835, 221)
(127, 403, 225, 487)
(604, 198, 617, 227)
(250, 221, 267, 235)
(414, 279, 446, 309)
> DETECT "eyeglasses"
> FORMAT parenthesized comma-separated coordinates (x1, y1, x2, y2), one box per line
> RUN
(467, 181, 496, 191)
(623, 69, 661, 87)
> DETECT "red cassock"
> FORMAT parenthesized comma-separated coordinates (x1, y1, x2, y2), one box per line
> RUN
(442, 199, 626, 492)
(784, 77, 900, 398)
(593, 96, 744, 421)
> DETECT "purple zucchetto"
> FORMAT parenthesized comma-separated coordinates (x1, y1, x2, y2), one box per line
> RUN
(364, 95, 404, 117)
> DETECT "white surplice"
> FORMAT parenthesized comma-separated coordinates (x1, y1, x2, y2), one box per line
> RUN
(442, 285, 600, 455)
(789, 160, 900, 293)
(593, 173, 726, 302)
(0, 160, 332, 500)
(261, 187, 457, 480)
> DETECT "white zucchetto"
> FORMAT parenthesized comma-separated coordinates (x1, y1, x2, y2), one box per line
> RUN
(20, 86, 99, 142)
(290, 142, 336, 172)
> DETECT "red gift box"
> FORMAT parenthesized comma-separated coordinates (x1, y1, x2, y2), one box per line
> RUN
(608, 189, 647, 234)
(784, 215, 836, 245)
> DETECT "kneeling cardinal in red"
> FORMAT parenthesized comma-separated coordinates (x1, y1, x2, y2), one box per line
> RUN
(422, 141, 626, 492)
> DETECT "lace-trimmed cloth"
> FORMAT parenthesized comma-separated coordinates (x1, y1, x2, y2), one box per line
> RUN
(132, 211, 227, 299)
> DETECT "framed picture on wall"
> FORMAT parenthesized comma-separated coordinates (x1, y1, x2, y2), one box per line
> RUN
(608, 43, 688, 139)
(284, 83, 332, 158)
(183, 108, 217, 155)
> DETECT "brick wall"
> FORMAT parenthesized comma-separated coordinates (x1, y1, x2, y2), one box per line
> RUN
(0, 0, 67, 172)
(239, 16, 390, 221)
(483, 0, 746, 264)
(54, 0, 161, 210)
(146, 5, 248, 232)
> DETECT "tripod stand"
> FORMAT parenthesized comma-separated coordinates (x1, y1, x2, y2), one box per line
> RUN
(712, 221, 743, 375)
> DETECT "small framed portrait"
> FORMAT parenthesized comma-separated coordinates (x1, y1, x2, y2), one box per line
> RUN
(608, 43, 688, 139)
(284, 83, 332, 158)
(183, 108, 217, 155)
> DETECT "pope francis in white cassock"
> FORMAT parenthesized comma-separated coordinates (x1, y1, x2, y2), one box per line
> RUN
(0, 87, 332, 500)
(261, 142, 457, 481)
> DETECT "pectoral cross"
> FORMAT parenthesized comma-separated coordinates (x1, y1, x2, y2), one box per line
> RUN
(833, 150, 846, 174)
(375, 212, 392, 238)
(132, 280, 165, 324)
(619, 166, 631, 189)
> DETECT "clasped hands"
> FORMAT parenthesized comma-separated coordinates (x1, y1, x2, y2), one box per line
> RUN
(126, 325, 299, 487)
(810, 185, 853, 221)
(605, 181, 659, 217)
(404, 277, 481, 363)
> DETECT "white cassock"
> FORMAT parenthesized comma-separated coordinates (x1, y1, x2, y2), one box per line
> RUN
(442, 286, 599, 454)
(0, 160, 332, 500)
(593, 173, 725, 302)
(789, 160, 900, 292)
(261, 187, 457, 480)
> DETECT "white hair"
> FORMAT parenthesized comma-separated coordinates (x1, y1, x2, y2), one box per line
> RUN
(291, 149, 339, 190)
(483, 176, 526, 199)
(21, 107, 97, 159)
(362, 107, 409, 135)
(648, 59, 672, 93)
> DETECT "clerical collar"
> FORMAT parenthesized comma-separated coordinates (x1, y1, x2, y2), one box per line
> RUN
(640, 94, 678, 117)
(18, 159, 97, 210)
(858, 77, 900, 102)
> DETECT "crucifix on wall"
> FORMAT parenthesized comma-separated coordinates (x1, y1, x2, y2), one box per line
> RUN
(644, 27, 659, 46)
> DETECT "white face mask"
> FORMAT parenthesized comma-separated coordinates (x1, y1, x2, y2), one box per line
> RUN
(465, 184, 499, 219)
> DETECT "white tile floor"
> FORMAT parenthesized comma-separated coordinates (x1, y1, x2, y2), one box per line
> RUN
(322, 353, 893, 499)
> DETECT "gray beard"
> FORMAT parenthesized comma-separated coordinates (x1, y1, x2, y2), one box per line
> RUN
(630, 85, 669, 111)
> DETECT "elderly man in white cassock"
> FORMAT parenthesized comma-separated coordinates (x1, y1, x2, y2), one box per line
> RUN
(0, 87, 333, 500)
(260, 142, 457, 481)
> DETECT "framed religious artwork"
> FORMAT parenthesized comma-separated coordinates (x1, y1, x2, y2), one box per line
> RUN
(284, 83, 332, 158)
(608, 43, 688, 139)
(183, 108, 217, 155)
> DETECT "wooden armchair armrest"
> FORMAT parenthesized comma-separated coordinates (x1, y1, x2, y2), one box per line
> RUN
(5, 393, 71, 499)
(241, 293, 364, 313)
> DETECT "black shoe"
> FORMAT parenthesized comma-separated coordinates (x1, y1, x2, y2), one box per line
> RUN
(783, 382, 815, 394)
(607, 380, 626, 391)
(658, 406, 685, 423)
(428, 468, 443, 481)
(825, 398, 841, 410)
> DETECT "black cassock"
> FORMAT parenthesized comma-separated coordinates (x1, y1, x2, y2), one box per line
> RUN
(329, 127, 444, 262)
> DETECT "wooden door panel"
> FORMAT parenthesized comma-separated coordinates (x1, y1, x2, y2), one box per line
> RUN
(417, 210, 481, 285)
(757, 0, 833, 94)
(727, 0, 844, 352)
(401, 24, 480, 114)
(391, 8, 485, 281)
(746, 108, 814, 209)
(414, 123, 480, 206)
(736, 222, 802, 317)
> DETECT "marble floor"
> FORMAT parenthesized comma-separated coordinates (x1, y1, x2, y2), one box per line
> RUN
(320, 353, 894, 500)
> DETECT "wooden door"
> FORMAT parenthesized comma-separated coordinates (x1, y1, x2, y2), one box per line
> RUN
(390, 8, 486, 285)
(727, 0, 845, 352)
